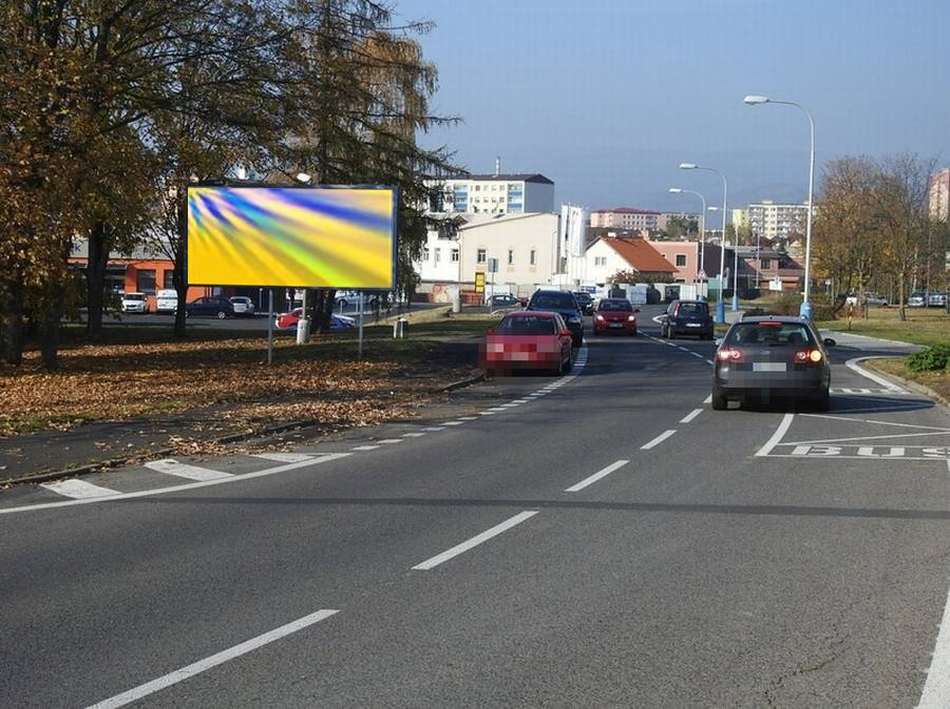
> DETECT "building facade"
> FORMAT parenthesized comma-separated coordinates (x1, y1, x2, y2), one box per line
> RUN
(929, 168, 950, 221)
(583, 237, 675, 285)
(424, 173, 555, 216)
(737, 201, 808, 239)
(590, 207, 661, 231)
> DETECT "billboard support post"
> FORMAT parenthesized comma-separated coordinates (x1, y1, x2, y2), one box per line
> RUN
(266, 289, 274, 365)
(358, 291, 364, 359)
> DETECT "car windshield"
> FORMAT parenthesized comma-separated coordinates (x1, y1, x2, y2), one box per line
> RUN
(573, 293, 592, 301)
(497, 315, 556, 334)
(530, 292, 575, 309)
(726, 322, 815, 347)
(598, 299, 632, 312)
(677, 303, 708, 316)
(125, 294, 144, 301)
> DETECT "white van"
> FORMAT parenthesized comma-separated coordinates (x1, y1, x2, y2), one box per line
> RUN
(155, 289, 178, 313)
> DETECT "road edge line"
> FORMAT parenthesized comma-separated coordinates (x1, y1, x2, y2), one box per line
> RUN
(845, 356, 906, 393)
(754, 414, 795, 457)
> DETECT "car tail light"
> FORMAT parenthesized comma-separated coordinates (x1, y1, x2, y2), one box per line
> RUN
(627, 315, 636, 322)
(595, 314, 605, 322)
(794, 349, 823, 364)
(717, 348, 745, 363)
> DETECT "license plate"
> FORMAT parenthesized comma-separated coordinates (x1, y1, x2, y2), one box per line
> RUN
(685, 323, 701, 328)
(609, 322, 623, 328)
(753, 362, 786, 372)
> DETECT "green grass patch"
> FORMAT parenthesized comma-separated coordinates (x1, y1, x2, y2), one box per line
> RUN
(817, 307, 950, 347)
(869, 358, 950, 403)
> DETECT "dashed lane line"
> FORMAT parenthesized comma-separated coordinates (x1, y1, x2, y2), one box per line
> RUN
(440, 421, 465, 426)
(411, 510, 539, 571)
(704, 394, 713, 404)
(640, 429, 678, 450)
(252, 452, 315, 463)
(564, 460, 629, 493)
(351, 445, 379, 451)
(680, 408, 703, 424)
(423, 426, 446, 432)
(144, 459, 233, 482)
(40, 479, 121, 500)
(401, 432, 426, 438)
(376, 438, 405, 444)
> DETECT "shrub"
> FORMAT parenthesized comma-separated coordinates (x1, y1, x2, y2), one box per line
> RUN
(906, 344, 950, 372)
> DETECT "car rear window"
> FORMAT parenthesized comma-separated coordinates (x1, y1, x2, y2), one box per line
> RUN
(677, 302, 708, 316)
(530, 292, 575, 309)
(497, 315, 556, 335)
(598, 299, 632, 311)
(126, 294, 144, 301)
(725, 322, 815, 346)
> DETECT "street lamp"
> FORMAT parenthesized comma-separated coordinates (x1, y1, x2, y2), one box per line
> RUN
(680, 162, 729, 322)
(669, 188, 707, 285)
(744, 94, 816, 319)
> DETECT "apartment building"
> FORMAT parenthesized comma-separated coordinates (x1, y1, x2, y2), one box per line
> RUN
(590, 207, 661, 231)
(929, 168, 950, 221)
(424, 173, 555, 216)
(735, 201, 808, 239)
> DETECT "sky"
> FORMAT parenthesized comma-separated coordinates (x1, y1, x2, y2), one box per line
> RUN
(394, 0, 950, 218)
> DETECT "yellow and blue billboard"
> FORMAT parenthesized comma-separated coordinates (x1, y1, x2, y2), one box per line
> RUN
(186, 186, 397, 288)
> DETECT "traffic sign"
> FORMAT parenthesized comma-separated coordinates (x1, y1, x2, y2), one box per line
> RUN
(474, 271, 486, 294)
(697, 269, 707, 281)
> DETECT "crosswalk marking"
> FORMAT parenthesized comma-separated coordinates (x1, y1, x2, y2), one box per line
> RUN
(144, 459, 232, 481)
(40, 479, 121, 499)
(252, 452, 314, 463)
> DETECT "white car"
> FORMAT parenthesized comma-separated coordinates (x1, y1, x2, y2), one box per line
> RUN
(928, 292, 947, 308)
(908, 292, 927, 307)
(229, 296, 255, 316)
(121, 292, 148, 313)
(155, 289, 178, 313)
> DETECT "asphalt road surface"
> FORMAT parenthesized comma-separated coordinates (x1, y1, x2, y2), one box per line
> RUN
(3, 312, 950, 707)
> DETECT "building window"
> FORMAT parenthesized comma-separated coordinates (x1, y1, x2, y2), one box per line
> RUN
(162, 271, 175, 289)
(530, 249, 536, 266)
(477, 248, 487, 264)
(761, 258, 772, 269)
(434, 248, 441, 265)
(507, 249, 514, 265)
(136, 269, 156, 294)
(675, 254, 687, 267)
(594, 256, 607, 266)
(422, 247, 430, 261)
(451, 248, 459, 262)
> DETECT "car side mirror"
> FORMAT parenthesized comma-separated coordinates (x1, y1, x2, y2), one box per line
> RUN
(823, 338, 837, 347)
(714, 337, 723, 346)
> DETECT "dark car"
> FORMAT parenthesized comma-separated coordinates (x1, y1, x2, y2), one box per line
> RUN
(712, 316, 835, 411)
(185, 296, 235, 319)
(572, 291, 594, 315)
(662, 299, 714, 340)
(488, 294, 522, 309)
(526, 290, 584, 347)
(593, 298, 639, 336)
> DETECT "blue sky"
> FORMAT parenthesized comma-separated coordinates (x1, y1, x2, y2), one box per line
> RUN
(395, 0, 949, 216)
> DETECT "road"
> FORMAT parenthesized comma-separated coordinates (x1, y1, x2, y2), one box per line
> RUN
(2, 309, 950, 707)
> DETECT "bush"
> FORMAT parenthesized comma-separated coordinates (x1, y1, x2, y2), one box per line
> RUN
(906, 344, 950, 372)
(761, 293, 836, 321)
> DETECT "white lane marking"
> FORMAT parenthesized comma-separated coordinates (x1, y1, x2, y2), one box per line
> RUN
(401, 432, 426, 438)
(691, 352, 704, 358)
(704, 394, 713, 404)
(511, 400, 530, 404)
(376, 438, 404, 444)
(499, 403, 521, 408)
(351, 445, 379, 451)
(784, 431, 950, 446)
(800, 414, 950, 432)
(754, 414, 795, 457)
(252, 452, 314, 463)
(845, 356, 905, 392)
(440, 421, 465, 426)
(564, 460, 629, 493)
(1, 453, 351, 516)
(423, 426, 446, 432)
(144, 459, 232, 481)
(459, 416, 479, 421)
(677, 346, 689, 351)
(680, 408, 703, 424)
(479, 411, 498, 415)
(705, 359, 715, 365)
(40, 479, 120, 500)
(641, 429, 677, 450)
(86, 609, 339, 709)
(411, 511, 539, 571)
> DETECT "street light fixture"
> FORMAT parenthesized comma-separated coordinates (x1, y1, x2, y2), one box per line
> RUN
(669, 187, 707, 283)
(744, 94, 816, 319)
(680, 162, 729, 322)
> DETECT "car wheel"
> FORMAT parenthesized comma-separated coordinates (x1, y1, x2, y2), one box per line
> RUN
(711, 386, 728, 411)
(814, 388, 831, 412)
(217, 311, 227, 320)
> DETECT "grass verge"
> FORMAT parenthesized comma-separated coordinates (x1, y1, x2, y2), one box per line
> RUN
(817, 307, 950, 347)
(868, 358, 950, 404)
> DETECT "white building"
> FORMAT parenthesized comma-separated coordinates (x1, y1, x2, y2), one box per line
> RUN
(735, 200, 808, 239)
(929, 168, 950, 221)
(424, 173, 555, 216)
(583, 237, 676, 285)
(590, 207, 660, 231)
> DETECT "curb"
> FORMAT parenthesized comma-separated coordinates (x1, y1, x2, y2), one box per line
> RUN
(441, 371, 486, 392)
(821, 328, 925, 350)
(863, 360, 950, 411)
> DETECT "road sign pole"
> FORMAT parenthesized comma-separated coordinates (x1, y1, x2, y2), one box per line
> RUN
(358, 291, 364, 359)
(266, 289, 274, 365)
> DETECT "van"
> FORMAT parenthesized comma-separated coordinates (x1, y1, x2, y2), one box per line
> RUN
(155, 289, 178, 313)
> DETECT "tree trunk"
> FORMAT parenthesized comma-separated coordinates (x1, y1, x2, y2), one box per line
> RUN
(0, 278, 25, 365)
(86, 221, 110, 338)
(898, 276, 906, 322)
(173, 257, 187, 337)
(39, 285, 66, 370)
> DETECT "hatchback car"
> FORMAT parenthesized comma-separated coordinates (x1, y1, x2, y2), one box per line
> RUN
(593, 298, 639, 336)
(483, 311, 573, 376)
(526, 290, 584, 347)
(229, 296, 255, 316)
(155, 289, 178, 313)
(712, 316, 835, 411)
(185, 296, 234, 319)
(488, 294, 522, 309)
(662, 300, 714, 339)
(275, 308, 355, 332)
(121, 292, 148, 314)
(572, 291, 595, 315)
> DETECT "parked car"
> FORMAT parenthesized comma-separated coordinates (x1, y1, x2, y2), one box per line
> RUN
(484, 311, 573, 376)
(572, 291, 595, 315)
(121, 292, 148, 314)
(487, 294, 522, 309)
(185, 296, 235, 319)
(866, 294, 889, 306)
(526, 290, 584, 347)
(928, 292, 947, 308)
(712, 316, 835, 411)
(593, 298, 639, 336)
(229, 296, 256, 316)
(908, 291, 927, 307)
(155, 289, 178, 313)
(661, 300, 714, 340)
(275, 308, 355, 332)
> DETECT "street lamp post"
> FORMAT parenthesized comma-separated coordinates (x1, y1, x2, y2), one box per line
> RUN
(669, 188, 706, 288)
(680, 163, 728, 323)
(744, 95, 815, 319)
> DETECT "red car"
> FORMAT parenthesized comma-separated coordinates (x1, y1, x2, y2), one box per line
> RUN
(483, 311, 574, 375)
(593, 298, 639, 336)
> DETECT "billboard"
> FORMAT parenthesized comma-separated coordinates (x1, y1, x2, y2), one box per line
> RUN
(187, 186, 397, 289)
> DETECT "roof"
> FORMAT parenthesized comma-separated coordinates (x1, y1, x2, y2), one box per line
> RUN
(457, 212, 556, 231)
(601, 238, 675, 273)
(593, 207, 661, 215)
(738, 315, 809, 324)
(439, 173, 554, 185)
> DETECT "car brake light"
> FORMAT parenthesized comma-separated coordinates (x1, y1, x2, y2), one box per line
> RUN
(794, 349, 823, 364)
(717, 348, 744, 362)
